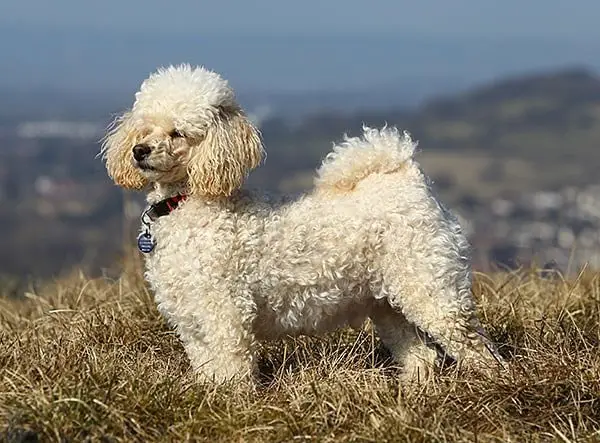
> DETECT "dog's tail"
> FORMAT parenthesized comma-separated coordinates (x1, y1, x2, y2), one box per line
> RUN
(314, 126, 417, 193)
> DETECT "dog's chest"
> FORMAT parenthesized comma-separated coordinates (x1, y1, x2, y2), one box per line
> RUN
(141, 205, 263, 313)
(145, 211, 229, 279)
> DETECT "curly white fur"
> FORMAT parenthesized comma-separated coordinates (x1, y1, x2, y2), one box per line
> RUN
(102, 64, 504, 384)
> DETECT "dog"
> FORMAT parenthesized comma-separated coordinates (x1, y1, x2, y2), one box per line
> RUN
(101, 64, 503, 383)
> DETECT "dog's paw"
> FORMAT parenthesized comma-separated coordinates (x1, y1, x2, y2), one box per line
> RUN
(399, 347, 437, 384)
(454, 346, 507, 378)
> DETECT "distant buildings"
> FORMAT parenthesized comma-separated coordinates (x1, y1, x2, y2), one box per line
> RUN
(464, 185, 600, 272)
(16, 121, 103, 140)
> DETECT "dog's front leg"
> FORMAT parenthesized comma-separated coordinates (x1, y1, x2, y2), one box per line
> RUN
(181, 329, 257, 384)
(172, 290, 258, 384)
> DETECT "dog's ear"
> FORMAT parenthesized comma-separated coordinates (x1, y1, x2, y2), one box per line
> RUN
(187, 107, 263, 197)
(101, 112, 148, 190)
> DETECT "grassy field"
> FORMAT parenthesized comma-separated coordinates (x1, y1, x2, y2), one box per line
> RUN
(1, 256, 599, 442)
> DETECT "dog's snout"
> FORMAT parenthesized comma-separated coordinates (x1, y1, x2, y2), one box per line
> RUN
(133, 144, 152, 161)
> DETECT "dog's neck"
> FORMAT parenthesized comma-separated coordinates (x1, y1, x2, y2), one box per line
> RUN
(147, 183, 188, 205)
(146, 182, 240, 207)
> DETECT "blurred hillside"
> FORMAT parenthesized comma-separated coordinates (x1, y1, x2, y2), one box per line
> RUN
(1, 67, 599, 280)
(254, 68, 599, 197)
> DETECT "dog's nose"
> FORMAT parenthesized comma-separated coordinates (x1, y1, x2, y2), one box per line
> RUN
(133, 144, 151, 161)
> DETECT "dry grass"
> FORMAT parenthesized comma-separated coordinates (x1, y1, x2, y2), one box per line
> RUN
(1, 257, 599, 442)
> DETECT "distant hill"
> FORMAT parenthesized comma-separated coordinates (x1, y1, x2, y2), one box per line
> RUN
(255, 67, 600, 200)
(416, 67, 600, 157)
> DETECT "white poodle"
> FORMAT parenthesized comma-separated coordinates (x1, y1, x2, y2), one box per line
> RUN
(102, 64, 503, 384)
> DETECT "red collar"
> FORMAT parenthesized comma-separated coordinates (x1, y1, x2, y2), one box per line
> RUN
(146, 194, 188, 221)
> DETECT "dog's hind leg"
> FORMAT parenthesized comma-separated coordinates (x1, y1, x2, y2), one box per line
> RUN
(382, 278, 502, 375)
(379, 218, 504, 374)
(370, 301, 438, 383)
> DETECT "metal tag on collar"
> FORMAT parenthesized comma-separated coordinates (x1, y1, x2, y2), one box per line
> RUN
(137, 229, 156, 253)
(137, 206, 156, 253)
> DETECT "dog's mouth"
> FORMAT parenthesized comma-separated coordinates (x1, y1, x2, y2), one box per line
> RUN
(135, 159, 176, 175)
(135, 159, 158, 171)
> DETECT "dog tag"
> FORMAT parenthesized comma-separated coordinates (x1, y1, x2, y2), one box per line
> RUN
(137, 231, 156, 253)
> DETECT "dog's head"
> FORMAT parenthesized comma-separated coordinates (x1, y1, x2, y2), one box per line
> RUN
(101, 64, 264, 197)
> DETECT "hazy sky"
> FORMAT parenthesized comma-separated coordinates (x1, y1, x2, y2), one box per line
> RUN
(1, 0, 599, 38)
(1, 0, 599, 96)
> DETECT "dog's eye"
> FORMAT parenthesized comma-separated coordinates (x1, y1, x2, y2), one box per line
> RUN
(169, 129, 184, 138)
